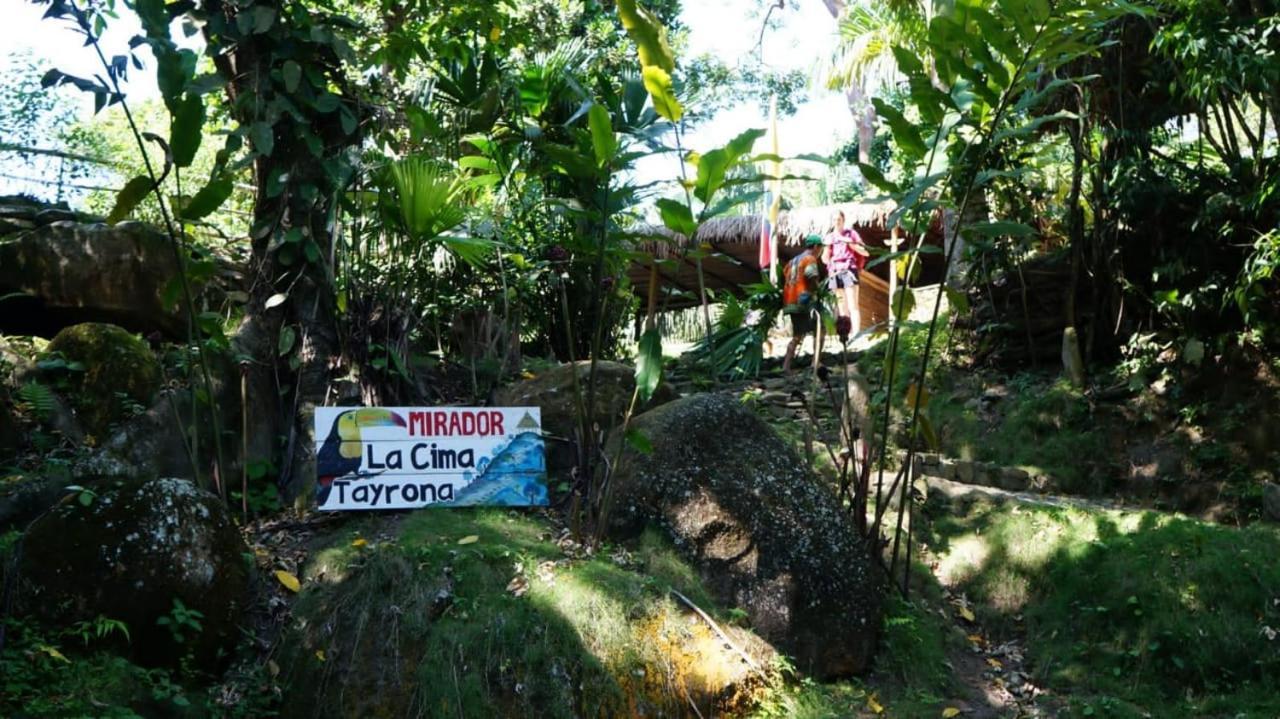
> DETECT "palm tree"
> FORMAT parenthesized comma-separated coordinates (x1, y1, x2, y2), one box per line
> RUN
(818, 0, 929, 164)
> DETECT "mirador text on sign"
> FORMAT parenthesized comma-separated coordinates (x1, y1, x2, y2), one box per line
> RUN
(314, 406, 548, 511)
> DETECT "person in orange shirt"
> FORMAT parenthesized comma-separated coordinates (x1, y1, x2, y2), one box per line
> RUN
(782, 235, 826, 373)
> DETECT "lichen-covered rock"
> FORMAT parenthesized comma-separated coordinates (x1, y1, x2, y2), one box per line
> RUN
(44, 322, 160, 436)
(605, 393, 884, 678)
(0, 218, 194, 337)
(493, 360, 678, 475)
(17, 478, 249, 669)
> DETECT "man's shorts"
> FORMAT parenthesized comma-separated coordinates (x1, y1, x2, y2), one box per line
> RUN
(829, 269, 859, 290)
(788, 307, 816, 337)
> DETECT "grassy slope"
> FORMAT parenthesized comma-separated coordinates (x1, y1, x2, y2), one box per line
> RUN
(925, 494, 1280, 717)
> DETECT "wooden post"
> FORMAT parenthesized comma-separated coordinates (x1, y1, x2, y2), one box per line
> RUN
(885, 225, 903, 329)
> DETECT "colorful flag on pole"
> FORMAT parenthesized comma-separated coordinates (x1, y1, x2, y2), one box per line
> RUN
(759, 95, 783, 282)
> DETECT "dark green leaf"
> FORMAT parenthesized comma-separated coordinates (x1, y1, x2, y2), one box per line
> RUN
(635, 327, 663, 403)
(282, 60, 301, 93)
(872, 99, 927, 158)
(625, 428, 653, 454)
(967, 221, 1037, 237)
(108, 176, 154, 224)
(169, 94, 204, 168)
(250, 5, 276, 34)
(892, 287, 916, 323)
(587, 104, 616, 167)
(339, 107, 357, 135)
(858, 163, 900, 193)
(655, 198, 696, 237)
(179, 173, 233, 221)
(944, 286, 970, 314)
(277, 325, 296, 356)
(249, 122, 274, 156)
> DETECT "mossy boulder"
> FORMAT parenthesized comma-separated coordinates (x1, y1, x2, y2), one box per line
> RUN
(43, 322, 160, 436)
(278, 511, 775, 718)
(605, 393, 885, 679)
(17, 478, 250, 670)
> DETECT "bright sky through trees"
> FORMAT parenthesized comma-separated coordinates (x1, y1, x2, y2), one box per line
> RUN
(0, 0, 852, 198)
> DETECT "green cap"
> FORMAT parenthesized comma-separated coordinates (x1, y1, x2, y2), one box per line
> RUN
(804, 234, 823, 247)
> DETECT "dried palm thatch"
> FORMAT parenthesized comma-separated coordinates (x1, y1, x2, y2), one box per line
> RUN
(632, 201, 900, 257)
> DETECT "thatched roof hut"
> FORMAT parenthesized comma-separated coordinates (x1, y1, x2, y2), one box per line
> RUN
(625, 201, 948, 322)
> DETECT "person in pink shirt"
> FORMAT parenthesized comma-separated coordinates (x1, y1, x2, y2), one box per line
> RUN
(823, 210, 870, 334)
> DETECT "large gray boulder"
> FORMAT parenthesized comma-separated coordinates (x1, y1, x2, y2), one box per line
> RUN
(605, 393, 884, 678)
(17, 478, 250, 669)
(0, 220, 203, 337)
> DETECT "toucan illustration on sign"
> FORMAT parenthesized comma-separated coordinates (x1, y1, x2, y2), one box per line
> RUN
(316, 408, 408, 506)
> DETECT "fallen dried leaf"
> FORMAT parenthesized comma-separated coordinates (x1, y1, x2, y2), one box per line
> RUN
(867, 693, 884, 714)
(942, 708, 962, 718)
(315, 650, 325, 662)
(507, 575, 530, 597)
(987, 657, 1004, 669)
(275, 570, 301, 593)
(959, 606, 976, 622)
(267, 660, 279, 677)
(352, 538, 368, 548)
(457, 535, 480, 545)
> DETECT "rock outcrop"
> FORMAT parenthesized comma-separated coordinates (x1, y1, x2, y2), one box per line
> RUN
(605, 393, 884, 678)
(0, 197, 229, 337)
(17, 478, 250, 669)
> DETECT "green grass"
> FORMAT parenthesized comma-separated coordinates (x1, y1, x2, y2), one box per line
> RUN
(929, 373, 1108, 492)
(925, 495, 1280, 717)
(284, 509, 781, 718)
(747, 583, 962, 719)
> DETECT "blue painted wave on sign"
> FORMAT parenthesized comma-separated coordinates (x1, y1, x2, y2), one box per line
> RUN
(444, 431, 549, 507)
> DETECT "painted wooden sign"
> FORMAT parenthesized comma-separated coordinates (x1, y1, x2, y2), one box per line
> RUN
(314, 407, 548, 511)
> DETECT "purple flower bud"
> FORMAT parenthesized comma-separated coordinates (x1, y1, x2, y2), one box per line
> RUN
(546, 245, 569, 263)
(600, 275, 615, 291)
(836, 316, 853, 342)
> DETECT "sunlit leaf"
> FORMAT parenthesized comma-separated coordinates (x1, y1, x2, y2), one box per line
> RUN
(655, 198, 696, 237)
(617, 0, 675, 72)
(641, 65, 682, 122)
(588, 103, 616, 167)
(275, 569, 301, 593)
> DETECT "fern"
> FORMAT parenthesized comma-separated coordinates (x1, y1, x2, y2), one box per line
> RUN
(17, 381, 56, 420)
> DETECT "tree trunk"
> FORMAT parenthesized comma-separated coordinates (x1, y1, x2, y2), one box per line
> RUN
(202, 0, 359, 503)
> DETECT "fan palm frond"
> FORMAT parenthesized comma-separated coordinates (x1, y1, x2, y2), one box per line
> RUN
(389, 157, 467, 243)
